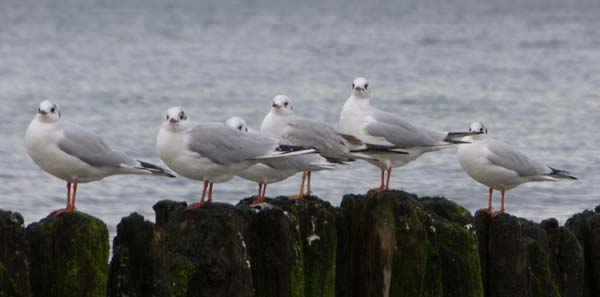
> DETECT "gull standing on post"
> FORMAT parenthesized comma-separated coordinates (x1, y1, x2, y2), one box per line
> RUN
(261, 95, 407, 198)
(226, 116, 335, 204)
(457, 121, 577, 216)
(339, 77, 472, 192)
(25, 100, 175, 216)
(156, 107, 315, 209)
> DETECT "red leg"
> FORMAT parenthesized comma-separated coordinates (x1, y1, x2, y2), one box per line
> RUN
(261, 183, 267, 201)
(251, 183, 265, 205)
(207, 182, 213, 203)
(306, 171, 312, 196)
(368, 169, 386, 193)
(289, 172, 306, 199)
(480, 188, 494, 215)
(54, 180, 77, 216)
(492, 187, 506, 217)
(66, 182, 72, 209)
(384, 167, 392, 190)
(71, 180, 78, 210)
(187, 180, 210, 210)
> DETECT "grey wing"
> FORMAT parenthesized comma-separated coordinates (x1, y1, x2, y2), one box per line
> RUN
(58, 122, 136, 167)
(282, 117, 350, 157)
(186, 122, 279, 165)
(484, 139, 551, 177)
(365, 108, 448, 147)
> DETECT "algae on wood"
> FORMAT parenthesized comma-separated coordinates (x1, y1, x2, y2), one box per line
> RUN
(26, 211, 109, 297)
(0, 210, 30, 297)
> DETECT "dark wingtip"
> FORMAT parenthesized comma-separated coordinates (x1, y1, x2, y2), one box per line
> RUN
(548, 166, 578, 180)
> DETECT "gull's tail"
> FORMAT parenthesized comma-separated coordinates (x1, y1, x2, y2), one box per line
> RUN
(546, 166, 578, 180)
(251, 146, 317, 161)
(136, 160, 176, 177)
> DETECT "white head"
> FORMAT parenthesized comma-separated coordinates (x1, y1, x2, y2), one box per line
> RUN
(36, 99, 61, 123)
(469, 121, 487, 134)
(351, 77, 370, 98)
(270, 94, 294, 116)
(225, 116, 248, 133)
(164, 107, 189, 131)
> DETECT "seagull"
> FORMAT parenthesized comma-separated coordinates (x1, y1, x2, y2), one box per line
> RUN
(156, 107, 315, 209)
(261, 94, 407, 198)
(458, 121, 577, 216)
(226, 116, 335, 204)
(339, 77, 472, 192)
(25, 100, 175, 216)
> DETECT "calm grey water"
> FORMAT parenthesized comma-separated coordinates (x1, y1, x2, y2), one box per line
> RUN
(1, 0, 599, 243)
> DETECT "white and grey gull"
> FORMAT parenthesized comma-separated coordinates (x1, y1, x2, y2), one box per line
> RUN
(339, 77, 472, 192)
(457, 121, 577, 216)
(156, 107, 315, 209)
(226, 116, 335, 204)
(25, 100, 175, 216)
(261, 94, 408, 198)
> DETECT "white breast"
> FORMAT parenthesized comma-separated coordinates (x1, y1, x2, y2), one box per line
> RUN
(156, 126, 239, 183)
(25, 119, 107, 183)
(457, 139, 526, 190)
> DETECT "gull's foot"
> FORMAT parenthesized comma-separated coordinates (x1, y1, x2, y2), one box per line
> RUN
(479, 207, 494, 216)
(491, 209, 505, 218)
(250, 197, 267, 205)
(186, 202, 208, 210)
(288, 194, 306, 200)
(367, 186, 386, 194)
(52, 207, 76, 216)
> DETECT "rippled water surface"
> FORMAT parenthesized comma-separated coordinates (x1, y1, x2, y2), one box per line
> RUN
(1, 0, 599, 242)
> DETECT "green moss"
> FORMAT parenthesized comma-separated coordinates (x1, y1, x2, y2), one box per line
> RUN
(34, 211, 109, 297)
(168, 255, 194, 297)
(527, 238, 560, 297)
(436, 219, 484, 297)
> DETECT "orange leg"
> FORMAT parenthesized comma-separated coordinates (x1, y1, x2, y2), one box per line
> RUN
(187, 180, 210, 209)
(480, 188, 494, 215)
(369, 170, 386, 193)
(289, 172, 307, 199)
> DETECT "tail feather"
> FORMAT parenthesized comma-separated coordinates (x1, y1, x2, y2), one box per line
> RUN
(137, 160, 176, 178)
(251, 148, 316, 161)
(547, 166, 578, 180)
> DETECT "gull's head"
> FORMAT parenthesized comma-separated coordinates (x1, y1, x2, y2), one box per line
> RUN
(351, 77, 370, 98)
(271, 94, 293, 115)
(225, 116, 248, 133)
(164, 107, 189, 130)
(36, 99, 61, 122)
(469, 121, 487, 134)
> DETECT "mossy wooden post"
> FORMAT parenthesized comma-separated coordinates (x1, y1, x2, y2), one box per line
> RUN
(107, 212, 193, 297)
(26, 211, 109, 297)
(0, 210, 31, 297)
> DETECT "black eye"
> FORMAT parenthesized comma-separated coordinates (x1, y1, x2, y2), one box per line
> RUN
(179, 112, 185, 119)
(166, 115, 169, 120)
(365, 84, 368, 89)
(50, 107, 55, 113)
(238, 125, 243, 130)
(284, 102, 288, 106)
(352, 83, 355, 89)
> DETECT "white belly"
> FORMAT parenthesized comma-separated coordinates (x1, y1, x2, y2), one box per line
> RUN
(157, 128, 243, 183)
(457, 143, 525, 190)
(25, 121, 109, 183)
(238, 163, 297, 184)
